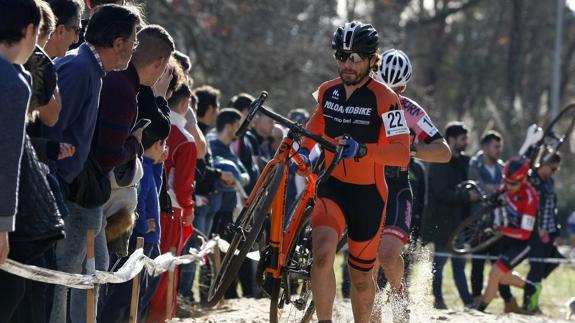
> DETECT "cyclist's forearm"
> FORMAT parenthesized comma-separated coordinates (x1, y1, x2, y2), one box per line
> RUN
(365, 134, 410, 166)
(414, 139, 451, 163)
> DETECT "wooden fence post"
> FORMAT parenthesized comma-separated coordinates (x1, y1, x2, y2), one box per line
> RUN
(166, 246, 177, 321)
(129, 237, 145, 323)
(86, 229, 95, 323)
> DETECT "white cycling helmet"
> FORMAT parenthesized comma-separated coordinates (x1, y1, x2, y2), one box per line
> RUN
(375, 49, 412, 88)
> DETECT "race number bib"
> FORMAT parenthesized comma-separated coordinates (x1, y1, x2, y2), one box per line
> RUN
(382, 110, 409, 137)
(521, 215, 535, 231)
(417, 115, 439, 137)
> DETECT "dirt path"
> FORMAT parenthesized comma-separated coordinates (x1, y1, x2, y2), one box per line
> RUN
(171, 246, 574, 322)
(171, 297, 571, 323)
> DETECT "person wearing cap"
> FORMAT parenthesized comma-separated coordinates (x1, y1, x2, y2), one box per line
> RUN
(424, 121, 479, 309)
(474, 157, 540, 313)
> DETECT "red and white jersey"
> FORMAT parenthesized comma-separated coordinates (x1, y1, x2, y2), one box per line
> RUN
(166, 111, 197, 215)
(500, 182, 539, 240)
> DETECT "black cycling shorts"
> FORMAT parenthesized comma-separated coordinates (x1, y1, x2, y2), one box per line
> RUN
(495, 237, 532, 273)
(312, 177, 386, 271)
(382, 170, 412, 243)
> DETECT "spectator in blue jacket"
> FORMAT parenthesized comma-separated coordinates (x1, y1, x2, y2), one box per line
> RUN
(210, 108, 254, 298)
(42, 5, 143, 323)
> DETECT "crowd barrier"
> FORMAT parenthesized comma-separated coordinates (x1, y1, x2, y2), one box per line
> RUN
(432, 251, 575, 264)
(1, 232, 572, 322)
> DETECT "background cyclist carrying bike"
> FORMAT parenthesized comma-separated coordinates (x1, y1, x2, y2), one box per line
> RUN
(297, 21, 410, 323)
(372, 48, 451, 321)
(475, 157, 541, 313)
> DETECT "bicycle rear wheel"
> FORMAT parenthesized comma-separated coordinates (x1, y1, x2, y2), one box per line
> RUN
(205, 163, 285, 307)
(448, 205, 503, 254)
(531, 103, 575, 168)
(269, 200, 314, 323)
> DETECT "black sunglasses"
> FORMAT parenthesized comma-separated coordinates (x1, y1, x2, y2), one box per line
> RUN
(333, 51, 371, 64)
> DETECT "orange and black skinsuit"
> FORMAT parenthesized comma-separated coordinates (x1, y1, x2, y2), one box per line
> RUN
(301, 77, 410, 272)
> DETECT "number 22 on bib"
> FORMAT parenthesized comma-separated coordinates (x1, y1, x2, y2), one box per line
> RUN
(382, 110, 409, 137)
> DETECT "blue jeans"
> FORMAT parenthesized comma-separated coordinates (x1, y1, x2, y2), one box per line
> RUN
(49, 201, 107, 323)
(432, 244, 473, 305)
(178, 192, 221, 300)
(193, 193, 222, 238)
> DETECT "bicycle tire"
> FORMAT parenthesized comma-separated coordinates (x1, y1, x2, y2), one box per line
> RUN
(531, 103, 575, 168)
(269, 202, 314, 323)
(181, 228, 217, 305)
(205, 163, 285, 307)
(448, 205, 503, 254)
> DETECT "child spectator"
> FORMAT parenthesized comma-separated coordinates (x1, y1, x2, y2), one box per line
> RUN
(148, 83, 197, 321)
(98, 108, 170, 323)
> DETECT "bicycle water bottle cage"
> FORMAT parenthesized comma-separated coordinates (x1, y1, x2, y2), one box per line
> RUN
(225, 222, 248, 241)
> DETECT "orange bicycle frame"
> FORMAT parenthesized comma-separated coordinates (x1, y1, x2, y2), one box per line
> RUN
(241, 134, 317, 279)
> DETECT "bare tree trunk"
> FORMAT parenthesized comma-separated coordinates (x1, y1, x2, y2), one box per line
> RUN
(506, 0, 524, 120)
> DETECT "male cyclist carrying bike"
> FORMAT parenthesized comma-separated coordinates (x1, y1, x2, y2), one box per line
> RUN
(373, 49, 451, 321)
(475, 157, 540, 312)
(298, 21, 410, 323)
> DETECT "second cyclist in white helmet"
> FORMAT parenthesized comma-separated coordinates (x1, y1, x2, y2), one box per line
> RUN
(373, 48, 451, 321)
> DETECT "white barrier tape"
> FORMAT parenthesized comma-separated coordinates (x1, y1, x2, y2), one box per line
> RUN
(0, 237, 223, 289)
(0, 259, 95, 289)
(433, 252, 575, 264)
(247, 251, 260, 261)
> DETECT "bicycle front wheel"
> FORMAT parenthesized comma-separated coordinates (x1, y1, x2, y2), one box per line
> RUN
(206, 162, 285, 307)
(531, 103, 575, 168)
(269, 202, 314, 323)
(448, 205, 503, 254)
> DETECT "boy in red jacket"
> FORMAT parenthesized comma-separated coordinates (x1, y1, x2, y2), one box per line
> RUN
(148, 84, 197, 321)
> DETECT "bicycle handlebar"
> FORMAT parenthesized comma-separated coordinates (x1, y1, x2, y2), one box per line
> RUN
(235, 91, 338, 153)
(456, 180, 505, 206)
(236, 91, 268, 138)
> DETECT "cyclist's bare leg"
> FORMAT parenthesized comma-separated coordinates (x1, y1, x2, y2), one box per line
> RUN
(349, 266, 376, 323)
(311, 226, 339, 321)
(378, 235, 405, 292)
(483, 266, 525, 304)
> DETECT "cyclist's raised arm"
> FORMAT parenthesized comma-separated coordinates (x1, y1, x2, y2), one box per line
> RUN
(414, 138, 451, 162)
(364, 95, 410, 167)
(403, 97, 451, 163)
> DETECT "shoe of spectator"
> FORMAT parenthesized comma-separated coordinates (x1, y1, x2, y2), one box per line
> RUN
(504, 297, 526, 314)
(527, 283, 543, 312)
(433, 299, 448, 310)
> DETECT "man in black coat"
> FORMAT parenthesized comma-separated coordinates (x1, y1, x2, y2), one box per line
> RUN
(424, 122, 480, 309)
